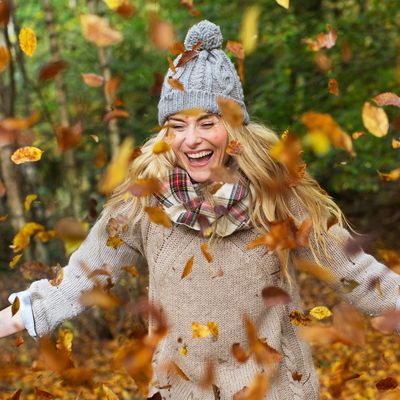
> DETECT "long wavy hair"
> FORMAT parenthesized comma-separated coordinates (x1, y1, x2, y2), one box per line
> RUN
(105, 118, 351, 281)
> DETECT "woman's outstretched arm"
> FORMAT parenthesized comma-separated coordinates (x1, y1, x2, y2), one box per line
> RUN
(0, 306, 25, 338)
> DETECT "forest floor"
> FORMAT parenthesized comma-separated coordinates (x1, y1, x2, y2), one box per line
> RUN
(1, 200, 400, 400)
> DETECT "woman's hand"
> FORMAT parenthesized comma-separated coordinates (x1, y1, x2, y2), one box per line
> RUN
(0, 305, 26, 338)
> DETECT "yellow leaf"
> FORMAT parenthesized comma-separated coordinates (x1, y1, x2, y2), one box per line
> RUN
(11, 146, 43, 164)
(106, 235, 124, 249)
(304, 131, 331, 156)
(362, 101, 389, 137)
(12, 222, 45, 253)
(207, 321, 219, 338)
(56, 328, 74, 355)
(152, 140, 171, 154)
(36, 229, 58, 242)
(98, 138, 134, 194)
(144, 206, 172, 228)
(240, 6, 261, 55)
(276, 0, 289, 9)
(192, 321, 212, 338)
(9, 254, 22, 269)
(24, 194, 37, 211)
(309, 306, 332, 320)
(200, 243, 213, 263)
(11, 296, 20, 316)
(289, 310, 311, 326)
(103, 0, 124, 9)
(19, 27, 37, 57)
(179, 345, 188, 356)
(0, 46, 10, 72)
(378, 168, 400, 182)
(181, 255, 194, 279)
(102, 384, 119, 400)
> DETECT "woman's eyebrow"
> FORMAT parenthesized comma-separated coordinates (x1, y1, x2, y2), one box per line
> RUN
(169, 117, 186, 122)
(196, 114, 217, 122)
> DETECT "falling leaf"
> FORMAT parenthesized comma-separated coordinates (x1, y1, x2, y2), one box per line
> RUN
(217, 96, 244, 127)
(372, 92, 400, 107)
(192, 321, 216, 338)
(19, 27, 37, 57)
(24, 194, 37, 211)
(310, 306, 332, 320)
(328, 78, 339, 96)
(104, 109, 129, 122)
(376, 377, 398, 391)
(167, 55, 177, 74)
(11, 296, 20, 316)
(127, 177, 162, 197)
(305, 24, 337, 51)
(0, 1, 10, 27)
(293, 257, 337, 284)
(7, 389, 22, 400)
(168, 77, 184, 91)
(371, 309, 400, 334)
(9, 254, 22, 269)
(105, 75, 120, 105)
(200, 243, 213, 263)
(179, 344, 188, 356)
(34, 388, 55, 399)
(144, 206, 172, 228)
(0, 46, 10, 72)
(149, 14, 176, 50)
(11, 222, 45, 253)
(233, 373, 269, 400)
(98, 138, 134, 194)
(0, 110, 40, 130)
(340, 277, 360, 293)
(152, 140, 171, 154)
(49, 264, 64, 286)
(374, 277, 383, 297)
(82, 73, 105, 87)
(115, 2, 136, 18)
(240, 6, 261, 55)
(226, 40, 245, 59)
(95, 143, 106, 168)
(171, 361, 190, 381)
(262, 286, 291, 306)
(392, 138, 400, 149)
(107, 235, 124, 248)
(123, 265, 139, 277)
(226, 140, 244, 155)
(231, 342, 250, 363)
(289, 310, 311, 326)
(378, 168, 400, 181)
(15, 336, 24, 347)
(276, 0, 289, 9)
(39, 336, 74, 375)
(362, 101, 389, 137)
(352, 131, 365, 140)
(207, 321, 219, 338)
(181, 255, 194, 279)
(11, 146, 43, 164)
(181, 0, 201, 16)
(80, 14, 123, 47)
(38, 60, 69, 81)
(103, 0, 124, 9)
(56, 328, 73, 356)
(80, 288, 121, 309)
(176, 43, 201, 66)
(170, 41, 185, 55)
(102, 384, 119, 400)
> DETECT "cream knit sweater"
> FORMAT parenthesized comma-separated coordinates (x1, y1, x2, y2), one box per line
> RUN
(24, 197, 400, 400)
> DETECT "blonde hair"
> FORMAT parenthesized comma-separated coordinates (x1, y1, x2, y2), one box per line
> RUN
(105, 119, 351, 280)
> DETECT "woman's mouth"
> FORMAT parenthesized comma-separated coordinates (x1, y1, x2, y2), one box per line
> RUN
(185, 150, 214, 167)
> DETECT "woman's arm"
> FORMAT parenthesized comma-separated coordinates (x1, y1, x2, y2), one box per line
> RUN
(4, 201, 145, 339)
(0, 306, 25, 338)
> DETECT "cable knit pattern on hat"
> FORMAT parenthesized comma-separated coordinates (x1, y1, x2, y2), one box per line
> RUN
(158, 20, 249, 126)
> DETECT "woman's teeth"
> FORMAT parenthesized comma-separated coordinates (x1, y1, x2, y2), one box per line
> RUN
(186, 150, 213, 159)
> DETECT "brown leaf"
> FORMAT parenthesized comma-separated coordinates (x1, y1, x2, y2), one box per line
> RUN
(231, 342, 250, 363)
(295, 218, 313, 247)
(181, 255, 194, 279)
(56, 122, 83, 152)
(168, 77, 184, 91)
(115, 2, 136, 18)
(176, 47, 200, 67)
(167, 55, 177, 74)
(376, 377, 398, 391)
(0, 46, 10, 73)
(371, 309, 400, 334)
(372, 92, 400, 108)
(104, 109, 129, 122)
(332, 303, 365, 346)
(34, 387, 55, 399)
(39, 336, 74, 374)
(152, 140, 171, 154)
(80, 288, 121, 309)
(105, 75, 120, 105)
(328, 78, 339, 96)
(0, 110, 40, 130)
(6, 389, 22, 400)
(127, 177, 163, 197)
(226, 40, 245, 59)
(38, 60, 69, 81)
(289, 309, 311, 326)
(15, 335, 24, 347)
(11, 296, 20, 316)
(0, 1, 10, 27)
(169, 41, 185, 55)
(262, 286, 291, 306)
(149, 14, 176, 50)
(293, 257, 337, 284)
(49, 264, 64, 286)
(95, 143, 106, 168)
(226, 140, 244, 155)
(60, 367, 94, 387)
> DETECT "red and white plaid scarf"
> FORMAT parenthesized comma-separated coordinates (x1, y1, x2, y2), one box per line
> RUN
(154, 167, 252, 237)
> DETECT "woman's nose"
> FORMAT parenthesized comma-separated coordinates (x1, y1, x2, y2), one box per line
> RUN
(184, 125, 202, 147)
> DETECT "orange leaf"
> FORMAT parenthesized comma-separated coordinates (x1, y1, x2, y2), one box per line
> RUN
(149, 14, 176, 50)
(226, 40, 245, 59)
(152, 140, 171, 154)
(226, 140, 244, 155)
(104, 109, 129, 122)
(80, 288, 121, 309)
(216, 96, 244, 127)
(169, 41, 185, 55)
(168, 77, 184, 91)
(82, 73, 105, 87)
(328, 78, 339, 96)
(181, 255, 194, 279)
(56, 122, 83, 152)
(38, 60, 69, 81)
(0, 46, 10, 73)
(144, 206, 172, 228)
(127, 177, 162, 197)
(200, 243, 213, 263)
(167, 55, 177, 74)
(80, 14, 122, 47)
(115, 3, 136, 18)
(231, 342, 250, 363)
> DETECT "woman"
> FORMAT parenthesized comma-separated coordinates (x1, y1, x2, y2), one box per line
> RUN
(1, 20, 399, 400)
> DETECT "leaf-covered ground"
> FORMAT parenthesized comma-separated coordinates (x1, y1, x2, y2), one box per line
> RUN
(1, 265, 400, 400)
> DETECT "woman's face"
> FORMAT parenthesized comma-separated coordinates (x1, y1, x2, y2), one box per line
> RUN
(168, 111, 230, 183)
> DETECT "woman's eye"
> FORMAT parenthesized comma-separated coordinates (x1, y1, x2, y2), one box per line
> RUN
(201, 123, 214, 128)
(172, 125, 185, 130)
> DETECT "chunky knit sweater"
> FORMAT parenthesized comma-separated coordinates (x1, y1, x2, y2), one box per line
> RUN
(22, 196, 400, 400)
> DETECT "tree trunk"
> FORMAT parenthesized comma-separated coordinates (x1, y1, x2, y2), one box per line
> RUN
(42, 0, 82, 219)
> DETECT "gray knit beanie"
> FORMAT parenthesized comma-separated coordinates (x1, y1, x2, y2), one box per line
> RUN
(157, 20, 249, 126)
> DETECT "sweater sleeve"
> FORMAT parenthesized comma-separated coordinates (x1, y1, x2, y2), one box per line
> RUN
(289, 195, 400, 317)
(25, 202, 144, 338)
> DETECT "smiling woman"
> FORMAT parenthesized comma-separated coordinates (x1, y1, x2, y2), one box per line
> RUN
(168, 112, 229, 183)
(2, 19, 400, 400)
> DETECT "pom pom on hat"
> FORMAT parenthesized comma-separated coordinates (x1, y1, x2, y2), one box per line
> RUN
(184, 20, 223, 51)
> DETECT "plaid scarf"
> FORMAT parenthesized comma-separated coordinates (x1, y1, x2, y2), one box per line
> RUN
(154, 167, 252, 237)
